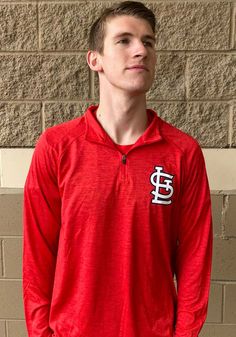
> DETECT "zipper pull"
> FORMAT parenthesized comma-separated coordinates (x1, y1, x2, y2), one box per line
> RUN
(122, 154, 127, 164)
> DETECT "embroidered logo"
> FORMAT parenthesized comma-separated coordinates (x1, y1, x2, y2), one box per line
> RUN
(150, 166, 174, 205)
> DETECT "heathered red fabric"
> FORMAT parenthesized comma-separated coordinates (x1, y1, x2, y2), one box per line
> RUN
(23, 105, 212, 337)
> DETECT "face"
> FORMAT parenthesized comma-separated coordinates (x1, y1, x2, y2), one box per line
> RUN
(90, 15, 157, 96)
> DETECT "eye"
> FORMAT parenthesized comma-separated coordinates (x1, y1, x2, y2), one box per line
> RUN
(143, 40, 154, 47)
(117, 38, 130, 44)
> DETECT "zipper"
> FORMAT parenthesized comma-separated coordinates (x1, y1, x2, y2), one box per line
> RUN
(121, 154, 127, 180)
(122, 154, 127, 164)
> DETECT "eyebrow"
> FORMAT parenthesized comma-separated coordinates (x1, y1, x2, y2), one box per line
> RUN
(113, 32, 156, 42)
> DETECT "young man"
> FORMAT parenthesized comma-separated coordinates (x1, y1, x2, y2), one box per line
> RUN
(23, 2, 213, 337)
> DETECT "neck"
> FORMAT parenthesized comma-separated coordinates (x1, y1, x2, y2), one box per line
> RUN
(96, 90, 148, 145)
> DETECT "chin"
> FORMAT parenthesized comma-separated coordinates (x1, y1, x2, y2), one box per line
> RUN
(127, 84, 152, 95)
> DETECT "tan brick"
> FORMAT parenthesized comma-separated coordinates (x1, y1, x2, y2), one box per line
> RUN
(226, 196, 236, 237)
(7, 320, 27, 337)
(211, 195, 223, 236)
(187, 55, 236, 99)
(0, 103, 41, 147)
(0, 194, 23, 236)
(0, 281, 24, 319)
(0, 55, 89, 100)
(44, 102, 93, 129)
(206, 283, 222, 323)
(148, 53, 186, 100)
(149, 102, 229, 147)
(0, 321, 6, 337)
(200, 324, 236, 337)
(212, 238, 236, 280)
(151, 2, 230, 50)
(224, 284, 236, 323)
(3, 238, 22, 279)
(39, 2, 108, 51)
(0, 4, 37, 51)
(147, 102, 186, 119)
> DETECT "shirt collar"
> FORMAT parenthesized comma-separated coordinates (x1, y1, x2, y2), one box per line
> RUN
(85, 105, 162, 148)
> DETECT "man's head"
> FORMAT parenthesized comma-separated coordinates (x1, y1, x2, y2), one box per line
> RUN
(89, 1, 156, 54)
(87, 1, 157, 96)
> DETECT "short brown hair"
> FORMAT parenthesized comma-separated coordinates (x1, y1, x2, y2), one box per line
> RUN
(89, 1, 156, 54)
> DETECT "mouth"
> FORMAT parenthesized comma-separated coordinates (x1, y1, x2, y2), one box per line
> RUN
(126, 65, 149, 71)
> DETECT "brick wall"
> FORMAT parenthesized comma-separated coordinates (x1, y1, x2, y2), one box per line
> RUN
(0, 1, 235, 337)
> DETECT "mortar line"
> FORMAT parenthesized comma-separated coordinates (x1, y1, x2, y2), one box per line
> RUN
(0, 99, 96, 103)
(228, 103, 234, 147)
(0, 98, 233, 103)
(230, 3, 235, 49)
(41, 101, 45, 132)
(0, 319, 25, 322)
(53, 0, 234, 2)
(0, 1, 38, 4)
(0, 278, 22, 281)
(184, 53, 189, 101)
(0, 150, 3, 187)
(0, 240, 4, 277)
(222, 284, 226, 323)
(5, 321, 8, 337)
(0, 50, 236, 55)
(204, 323, 236, 325)
(221, 195, 229, 238)
(221, 284, 224, 323)
(0, 51, 87, 55)
(1, 240, 6, 278)
(211, 280, 236, 284)
(0, 236, 23, 239)
(36, 1, 40, 51)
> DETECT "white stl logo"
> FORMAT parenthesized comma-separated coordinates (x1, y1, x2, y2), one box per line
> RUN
(150, 166, 174, 205)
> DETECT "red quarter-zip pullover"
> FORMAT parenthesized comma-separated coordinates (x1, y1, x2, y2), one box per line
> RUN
(23, 105, 212, 337)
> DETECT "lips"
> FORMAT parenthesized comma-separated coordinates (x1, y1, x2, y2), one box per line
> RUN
(126, 65, 148, 71)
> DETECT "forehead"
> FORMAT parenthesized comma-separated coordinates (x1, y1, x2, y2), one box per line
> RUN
(104, 15, 154, 38)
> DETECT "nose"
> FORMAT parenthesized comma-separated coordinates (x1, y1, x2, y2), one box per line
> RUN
(132, 40, 148, 58)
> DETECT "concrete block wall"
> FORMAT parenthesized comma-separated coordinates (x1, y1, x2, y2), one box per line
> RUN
(0, 1, 235, 337)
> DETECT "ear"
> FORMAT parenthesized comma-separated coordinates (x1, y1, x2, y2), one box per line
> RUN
(86, 50, 103, 72)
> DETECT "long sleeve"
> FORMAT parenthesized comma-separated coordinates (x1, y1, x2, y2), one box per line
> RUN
(174, 144, 213, 337)
(23, 133, 61, 337)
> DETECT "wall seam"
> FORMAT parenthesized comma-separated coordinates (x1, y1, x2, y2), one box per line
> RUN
(0, 150, 2, 187)
(221, 194, 230, 238)
(229, 2, 233, 49)
(184, 54, 190, 126)
(37, 1, 41, 51)
(230, 3, 236, 49)
(1, 240, 5, 278)
(5, 321, 8, 337)
(0, 51, 236, 55)
(0, 279, 22, 282)
(0, 99, 234, 103)
(221, 284, 224, 323)
(1, 0, 231, 3)
(41, 102, 45, 132)
(0, 236, 23, 239)
(0, 319, 25, 322)
(228, 103, 234, 147)
(0, 240, 3, 277)
(222, 284, 226, 323)
(211, 280, 236, 284)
